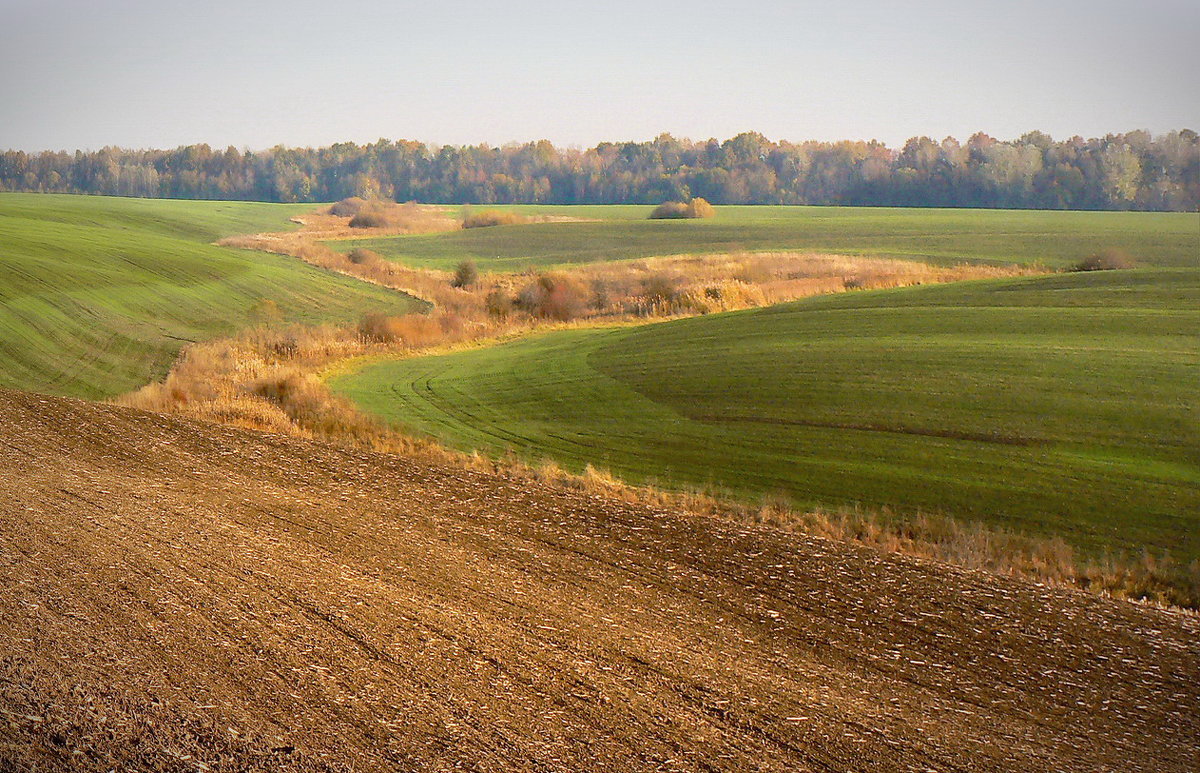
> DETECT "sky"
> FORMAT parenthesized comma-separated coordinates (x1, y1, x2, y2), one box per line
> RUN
(1, 0, 1197, 152)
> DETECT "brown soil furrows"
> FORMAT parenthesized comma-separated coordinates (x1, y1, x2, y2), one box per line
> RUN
(0, 389, 1196, 772)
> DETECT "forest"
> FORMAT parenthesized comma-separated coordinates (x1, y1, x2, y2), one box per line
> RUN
(1, 130, 1196, 211)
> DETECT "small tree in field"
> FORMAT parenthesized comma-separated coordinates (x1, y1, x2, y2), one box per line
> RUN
(452, 260, 479, 288)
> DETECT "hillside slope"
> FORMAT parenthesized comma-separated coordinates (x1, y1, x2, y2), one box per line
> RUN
(331, 269, 1200, 561)
(338, 205, 1200, 271)
(0, 194, 423, 398)
(0, 389, 1196, 771)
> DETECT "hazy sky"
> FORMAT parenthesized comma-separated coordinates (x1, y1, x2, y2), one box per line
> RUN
(2, 0, 1197, 151)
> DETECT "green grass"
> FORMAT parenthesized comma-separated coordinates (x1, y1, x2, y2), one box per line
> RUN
(335, 205, 1199, 272)
(331, 268, 1200, 559)
(0, 193, 425, 398)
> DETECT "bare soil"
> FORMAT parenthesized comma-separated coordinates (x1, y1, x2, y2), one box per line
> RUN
(0, 388, 1196, 772)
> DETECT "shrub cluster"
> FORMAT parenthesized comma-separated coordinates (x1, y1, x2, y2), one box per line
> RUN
(452, 260, 479, 288)
(514, 273, 589, 321)
(333, 198, 454, 231)
(1071, 249, 1136, 272)
(649, 197, 716, 219)
(328, 197, 368, 217)
(484, 287, 514, 319)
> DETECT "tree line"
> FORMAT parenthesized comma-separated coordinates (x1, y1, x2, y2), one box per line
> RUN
(1, 130, 1196, 211)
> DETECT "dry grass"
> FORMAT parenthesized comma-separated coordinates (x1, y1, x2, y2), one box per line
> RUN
(529, 463, 1200, 610)
(286, 200, 460, 238)
(462, 209, 529, 228)
(345, 201, 456, 231)
(558, 251, 1042, 316)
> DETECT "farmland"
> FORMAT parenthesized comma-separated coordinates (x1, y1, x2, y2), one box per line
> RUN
(3, 193, 1199, 769)
(331, 268, 1200, 561)
(335, 205, 1200, 271)
(0, 193, 423, 398)
(2, 387, 1197, 771)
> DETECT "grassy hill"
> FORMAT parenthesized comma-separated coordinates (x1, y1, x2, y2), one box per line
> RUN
(331, 268, 1200, 560)
(335, 205, 1200, 272)
(0, 193, 424, 398)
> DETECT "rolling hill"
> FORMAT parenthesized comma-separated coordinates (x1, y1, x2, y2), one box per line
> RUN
(0, 193, 424, 398)
(335, 205, 1200, 272)
(330, 268, 1200, 561)
(1, 387, 1196, 771)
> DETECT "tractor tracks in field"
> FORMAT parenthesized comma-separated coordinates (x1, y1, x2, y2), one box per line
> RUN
(693, 413, 1044, 446)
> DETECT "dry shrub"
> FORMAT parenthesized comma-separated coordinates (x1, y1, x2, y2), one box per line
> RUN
(649, 197, 716, 219)
(452, 260, 479, 288)
(516, 273, 589, 321)
(348, 209, 389, 228)
(328, 197, 368, 217)
(485, 287, 515, 319)
(462, 209, 529, 228)
(649, 201, 689, 219)
(641, 272, 681, 307)
(588, 279, 613, 312)
(1071, 248, 1136, 272)
(686, 197, 716, 218)
(347, 248, 382, 266)
(347, 200, 457, 232)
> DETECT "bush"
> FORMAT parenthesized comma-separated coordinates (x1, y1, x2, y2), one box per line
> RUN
(485, 288, 514, 319)
(348, 209, 389, 228)
(462, 209, 528, 228)
(346, 248, 381, 266)
(649, 201, 689, 219)
(686, 197, 716, 218)
(641, 272, 682, 308)
(329, 197, 368, 217)
(344, 201, 459, 233)
(515, 273, 587, 321)
(452, 260, 479, 288)
(1071, 249, 1136, 272)
(649, 197, 716, 219)
(589, 280, 612, 311)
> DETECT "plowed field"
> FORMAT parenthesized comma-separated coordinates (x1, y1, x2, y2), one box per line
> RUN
(1, 389, 1196, 772)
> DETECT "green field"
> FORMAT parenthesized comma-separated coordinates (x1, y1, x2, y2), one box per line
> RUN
(335, 205, 1199, 272)
(0, 193, 424, 398)
(331, 269, 1200, 559)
